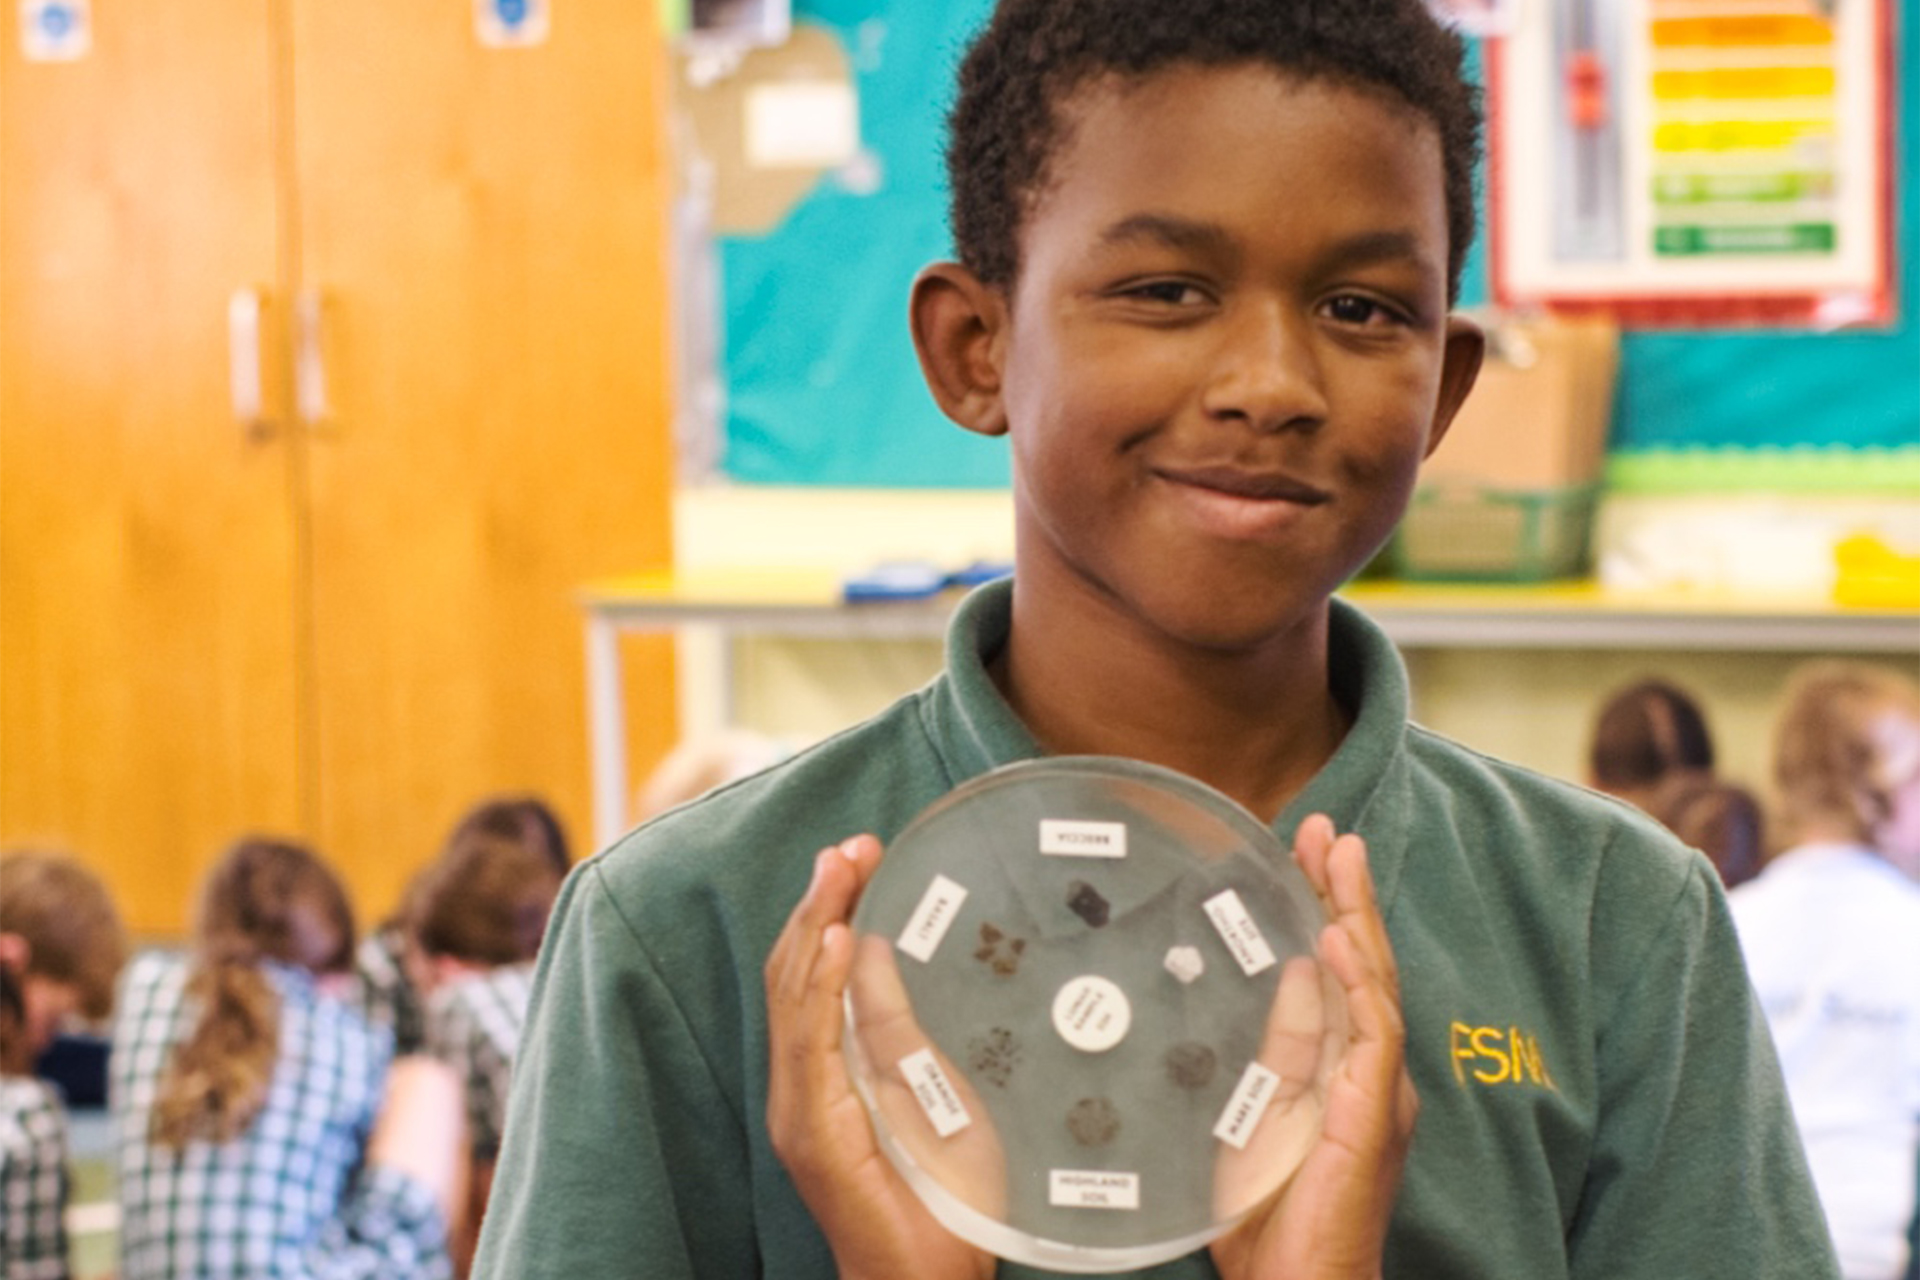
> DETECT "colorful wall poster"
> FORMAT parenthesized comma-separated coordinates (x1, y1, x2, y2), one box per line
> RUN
(1488, 0, 1893, 326)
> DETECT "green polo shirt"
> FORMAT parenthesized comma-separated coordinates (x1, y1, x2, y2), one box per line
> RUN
(475, 579, 1836, 1280)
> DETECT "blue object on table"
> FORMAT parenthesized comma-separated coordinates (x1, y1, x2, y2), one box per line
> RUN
(842, 561, 949, 603)
(944, 560, 1013, 589)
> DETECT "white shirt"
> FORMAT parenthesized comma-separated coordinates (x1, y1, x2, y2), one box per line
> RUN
(1731, 843, 1920, 1280)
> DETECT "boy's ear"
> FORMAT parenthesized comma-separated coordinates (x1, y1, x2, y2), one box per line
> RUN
(910, 262, 1010, 437)
(0, 933, 28, 974)
(1420, 314, 1487, 459)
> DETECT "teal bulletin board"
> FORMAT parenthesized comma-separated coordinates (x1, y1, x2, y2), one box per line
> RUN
(716, 2, 1917, 492)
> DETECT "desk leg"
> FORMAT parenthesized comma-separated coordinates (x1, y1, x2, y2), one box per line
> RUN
(586, 614, 629, 851)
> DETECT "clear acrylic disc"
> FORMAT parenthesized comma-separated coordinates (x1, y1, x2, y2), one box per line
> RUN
(843, 757, 1346, 1273)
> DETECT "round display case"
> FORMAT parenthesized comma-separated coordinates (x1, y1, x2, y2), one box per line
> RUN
(843, 757, 1347, 1273)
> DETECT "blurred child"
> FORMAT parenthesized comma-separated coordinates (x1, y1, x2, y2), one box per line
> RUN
(349, 795, 570, 1054)
(406, 829, 563, 1275)
(1732, 661, 1920, 1280)
(1, 850, 127, 1280)
(1588, 677, 1763, 887)
(111, 836, 467, 1280)
(1587, 677, 1717, 809)
(476, 1, 1832, 1276)
(1647, 773, 1766, 890)
(632, 730, 795, 823)
(445, 796, 572, 877)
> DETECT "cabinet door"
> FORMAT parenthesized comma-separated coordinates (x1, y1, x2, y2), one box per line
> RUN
(289, 0, 678, 909)
(0, 3, 302, 933)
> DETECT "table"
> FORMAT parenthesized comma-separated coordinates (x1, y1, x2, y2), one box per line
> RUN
(580, 570, 1920, 847)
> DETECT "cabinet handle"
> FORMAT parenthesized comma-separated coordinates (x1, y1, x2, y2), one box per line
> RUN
(296, 289, 331, 428)
(228, 287, 274, 441)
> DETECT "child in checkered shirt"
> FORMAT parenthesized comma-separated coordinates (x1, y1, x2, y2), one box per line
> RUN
(404, 826, 562, 1276)
(346, 795, 570, 1058)
(110, 837, 469, 1280)
(0, 849, 127, 1280)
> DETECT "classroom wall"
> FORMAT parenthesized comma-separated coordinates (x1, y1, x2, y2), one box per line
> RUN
(658, 0, 1917, 805)
(702, 1, 1920, 490)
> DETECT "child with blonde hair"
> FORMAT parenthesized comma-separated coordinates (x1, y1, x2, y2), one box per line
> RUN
(111, 836, 467, 1280)
(1732, 661, 1920, 1280)
(1, 849, 127, 1280)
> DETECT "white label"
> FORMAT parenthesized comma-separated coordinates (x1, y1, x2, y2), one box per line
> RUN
(898, 1048, 972, 1138)
(1212, 1061, 1282, 1150)
(21, 0, 90, 61)
(896, 874, 968, 963)
(744, 82, 860, 169)
(1048, 1169, 1141, 1210)
(1039, 819, 1129, 858)
(1051, 975, 1132, 1052)
(475, 0, 549, 48)
(1203, 889, 1277, 977)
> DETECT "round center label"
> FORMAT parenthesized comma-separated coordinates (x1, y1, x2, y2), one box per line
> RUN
(1051, 974, 1132, 1053)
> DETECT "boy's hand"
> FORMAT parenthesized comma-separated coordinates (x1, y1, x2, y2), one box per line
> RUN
(764, 836, 996, 1280)
(1209, 815, 1417, 1280)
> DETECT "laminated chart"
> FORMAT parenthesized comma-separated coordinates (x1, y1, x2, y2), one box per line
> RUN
(1489, 0, 1892, 326)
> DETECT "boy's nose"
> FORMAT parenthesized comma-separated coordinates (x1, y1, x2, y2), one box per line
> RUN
(1201, 304, 1328, 434)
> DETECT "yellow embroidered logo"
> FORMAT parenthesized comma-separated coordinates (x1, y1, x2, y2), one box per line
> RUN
(1449, 1022, 1556, 1090)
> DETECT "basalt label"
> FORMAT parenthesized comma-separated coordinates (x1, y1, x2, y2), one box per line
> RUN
(897, 874, 968, 963)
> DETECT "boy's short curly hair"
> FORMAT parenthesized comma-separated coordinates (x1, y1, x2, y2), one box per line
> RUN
(946, 0, 1482, 301)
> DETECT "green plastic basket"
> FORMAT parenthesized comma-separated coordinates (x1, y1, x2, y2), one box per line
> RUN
(1387, 483, 1602, 583)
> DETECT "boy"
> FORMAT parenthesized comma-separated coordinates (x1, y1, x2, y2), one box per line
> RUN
(474, 1, 1836, 1276)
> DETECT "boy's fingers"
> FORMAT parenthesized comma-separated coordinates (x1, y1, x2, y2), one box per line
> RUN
(1291, 817, 1399, 1004)
(1289, 812, 1338, 900)
(1322, 833, 1399, 998)
(768, 835, 881, 1000)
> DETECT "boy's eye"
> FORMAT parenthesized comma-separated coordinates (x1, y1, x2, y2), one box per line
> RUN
(1321, 294, 1408, 327)
(1121, 280, 1209, 307)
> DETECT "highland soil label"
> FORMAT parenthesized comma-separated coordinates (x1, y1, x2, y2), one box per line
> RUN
(1048, 1169, 1141, 1210)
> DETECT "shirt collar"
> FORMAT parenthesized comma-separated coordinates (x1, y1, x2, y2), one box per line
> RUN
(926, 580, 1413, 907)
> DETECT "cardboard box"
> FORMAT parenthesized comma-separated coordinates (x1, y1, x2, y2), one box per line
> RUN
(1423, 315, 1620, 490)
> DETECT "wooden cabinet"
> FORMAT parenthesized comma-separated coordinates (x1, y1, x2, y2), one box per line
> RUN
(2, 2, 678, 934)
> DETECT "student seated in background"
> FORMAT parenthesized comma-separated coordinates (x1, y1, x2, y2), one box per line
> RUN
(111, 836, 467, 1280)
(1588, 676, 1763, 887)
(1731, 661, 1920, 1280)
(406, 828, 563, 1276)
(632, 729, 797, 823)
(1587, 677, 1717, 808)
(349, 795, 571, 1055)
(474, 2, 1834, 1276)
(0, 849, 127, 1280)
(1645, 771, 1765, 890)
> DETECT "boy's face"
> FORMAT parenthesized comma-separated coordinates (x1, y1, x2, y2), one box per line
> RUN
(926, 63, 1480, 653)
